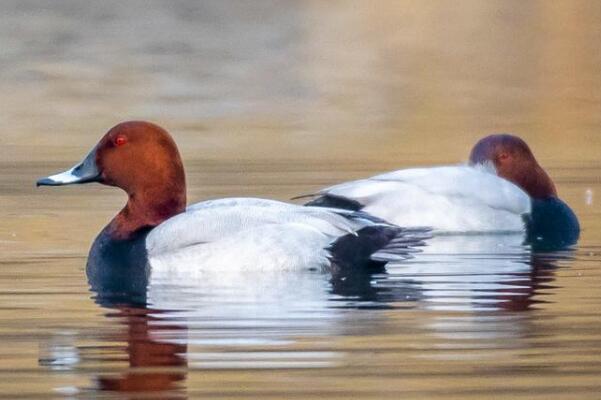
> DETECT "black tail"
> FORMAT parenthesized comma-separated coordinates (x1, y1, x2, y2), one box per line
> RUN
(328, 225, 429, 271)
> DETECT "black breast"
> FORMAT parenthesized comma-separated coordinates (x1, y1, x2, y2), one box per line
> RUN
(86, 229, 151, 308)
(525, 198, 580, 250)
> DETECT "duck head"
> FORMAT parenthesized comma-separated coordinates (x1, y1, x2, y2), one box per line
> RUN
(469, 134, 557, 199)
(37, 121, 186, 240)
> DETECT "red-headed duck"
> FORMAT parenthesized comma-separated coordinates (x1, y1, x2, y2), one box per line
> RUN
(302, 134, 579, 248)
(37, 121, 427, 275)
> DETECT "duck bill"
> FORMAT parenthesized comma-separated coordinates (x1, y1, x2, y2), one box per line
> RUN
(36, 146, 101, 186)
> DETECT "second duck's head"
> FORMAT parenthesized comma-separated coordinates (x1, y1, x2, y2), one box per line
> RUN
(469, 134, 557, 199)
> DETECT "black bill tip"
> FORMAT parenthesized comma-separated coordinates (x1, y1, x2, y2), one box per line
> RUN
(36, 177, 59, 187)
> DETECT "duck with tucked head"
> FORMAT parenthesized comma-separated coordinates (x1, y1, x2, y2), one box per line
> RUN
(303, 134, 579, 248)
(37, 121, 426, 290)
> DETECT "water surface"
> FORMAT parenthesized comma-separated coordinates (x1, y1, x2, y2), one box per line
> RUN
(1, 1, 600, 399)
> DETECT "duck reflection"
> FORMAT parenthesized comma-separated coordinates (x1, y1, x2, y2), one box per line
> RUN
(491, 251, 565, 312)
(95, 307, 187, 393)
(81, 231, 574, 394)
(330, 234, 575, 313)
(329, 234, 576, 356)
(88, 258, 187, 395)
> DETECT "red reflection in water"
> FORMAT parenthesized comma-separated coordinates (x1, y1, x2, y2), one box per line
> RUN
(97, 306, 187, 395)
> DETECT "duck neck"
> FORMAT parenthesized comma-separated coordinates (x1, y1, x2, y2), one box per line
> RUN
(504, 162, 557, 200)
(107, 184, 187, 241)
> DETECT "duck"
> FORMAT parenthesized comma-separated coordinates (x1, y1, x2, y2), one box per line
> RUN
(302, 134, 579, 248)
(36, 121, 427, 281)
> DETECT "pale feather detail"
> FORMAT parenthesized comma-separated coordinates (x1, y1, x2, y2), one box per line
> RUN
(471, 160, 497, 175)
(318, 165, 531, 233)
(146, 197, 383, 271)
(149, 222, 332, 272)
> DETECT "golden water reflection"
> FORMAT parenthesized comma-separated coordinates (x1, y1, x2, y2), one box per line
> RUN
(1, 1, 601, 399)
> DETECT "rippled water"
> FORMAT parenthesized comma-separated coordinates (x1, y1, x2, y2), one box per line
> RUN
(1, 1, 601, 399)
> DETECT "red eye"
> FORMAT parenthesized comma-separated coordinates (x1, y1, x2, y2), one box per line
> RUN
(114, 136, 127, 147)
(498, 152, 509, 161)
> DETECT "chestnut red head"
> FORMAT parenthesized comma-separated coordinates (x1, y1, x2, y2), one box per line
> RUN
(469, 134, 557, 199)
(92, 121, 185, 196)
(37, 121, 187, 239)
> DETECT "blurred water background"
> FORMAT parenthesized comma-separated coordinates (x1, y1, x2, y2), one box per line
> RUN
(1, 1, 600, 398)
